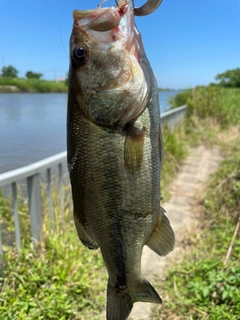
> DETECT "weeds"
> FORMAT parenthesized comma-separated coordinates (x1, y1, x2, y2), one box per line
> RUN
(161, 125, 188, 200)
(153, 139, 240, 319)
(152, 86, 240, 319)
(0, 236, 106, 319)
(170, 86, 240, 128)
(0, 180, 106, 319)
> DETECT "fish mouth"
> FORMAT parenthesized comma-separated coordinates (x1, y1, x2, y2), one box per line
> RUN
(73, 1, 129, 32)
(73, 0, 134, 49)
(72, 1, 140, 91)
(73, 0, 130, 30)
(73, 8, 121, 32)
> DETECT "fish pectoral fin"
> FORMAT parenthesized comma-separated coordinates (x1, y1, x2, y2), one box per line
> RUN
(124, 125, 146, 173)
(147, 206, 175, 256)
(74, 211, 99, 250)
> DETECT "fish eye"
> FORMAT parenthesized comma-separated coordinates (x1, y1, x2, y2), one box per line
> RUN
(72, 46, 88, 64)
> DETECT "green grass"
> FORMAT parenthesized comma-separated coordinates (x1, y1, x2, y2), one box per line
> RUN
(170, 86, 240, 128)
(0, 77, 68, 93)
(0, 236, 106, 320)
(153, 138, 240, 320)
(0, 182, 107, 319)
(161, 125, 188, 200)
(152, 86, 240, 320)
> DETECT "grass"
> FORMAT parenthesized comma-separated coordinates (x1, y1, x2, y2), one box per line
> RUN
(153, 137, 240, 320)
(170, 86, 240, 128)
(0, 181, 107, 319)
(0, 77, 68, 93)
(150, 86, 240, 320)
(161, 125, 188, 200)
(0, 236, 106, 320)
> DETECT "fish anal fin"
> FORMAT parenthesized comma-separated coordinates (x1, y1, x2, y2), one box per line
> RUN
(124, 125, 146, 173)
(74, 211, 99, 250)
(147, 206, 175, 256)
(131, 278, 162, 304)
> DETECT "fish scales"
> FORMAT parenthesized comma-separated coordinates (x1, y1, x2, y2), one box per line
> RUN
(67, 1, 174, 319)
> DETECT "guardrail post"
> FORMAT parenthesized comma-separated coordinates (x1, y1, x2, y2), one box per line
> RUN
(12, 182, 21, 253)
(160, 105, 187, 132)
(47, 168, 54, 233)
(27, 174, 42, 242)
(0, 216, 3, 257)
(0, 223, 3, 272)
(58, 163, 64, 222)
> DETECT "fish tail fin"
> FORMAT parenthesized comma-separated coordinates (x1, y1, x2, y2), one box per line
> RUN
(107, 281, 133, 320)
(107, 278, 161, 320)
(147, 206, 175, 256)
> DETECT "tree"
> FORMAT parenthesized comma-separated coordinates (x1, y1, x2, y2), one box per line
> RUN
(1, 65, 19, 78)
(25, 71, 43, 79)
(215, 68, 240, 88)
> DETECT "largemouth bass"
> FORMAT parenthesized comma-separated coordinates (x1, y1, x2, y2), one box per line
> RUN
(67, 1, 174, 319)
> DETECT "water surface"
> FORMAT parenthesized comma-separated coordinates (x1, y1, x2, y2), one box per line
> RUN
(0, 91, 179, 173)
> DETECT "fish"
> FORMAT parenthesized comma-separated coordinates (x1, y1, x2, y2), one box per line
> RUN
(67, 1, 175, 319)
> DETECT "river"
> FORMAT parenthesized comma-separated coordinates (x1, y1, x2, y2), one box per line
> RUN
(0, 91, 179, 174)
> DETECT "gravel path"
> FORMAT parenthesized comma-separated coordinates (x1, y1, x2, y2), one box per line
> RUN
(129, 145, 222, 320)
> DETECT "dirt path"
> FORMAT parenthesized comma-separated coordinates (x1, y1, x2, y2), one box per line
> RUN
(129, 145, 222, 320)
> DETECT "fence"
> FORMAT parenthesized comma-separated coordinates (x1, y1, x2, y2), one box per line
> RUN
(0, 153, 67, 255)
(0, 105, 187, 254)
(160, 105, 187, 131)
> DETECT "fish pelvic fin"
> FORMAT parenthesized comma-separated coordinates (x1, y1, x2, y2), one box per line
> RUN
(147, 206, 175, 256)
(124, 124, 146, 173)
(74, 211, 99, 250)
(107, 278, 162, 320)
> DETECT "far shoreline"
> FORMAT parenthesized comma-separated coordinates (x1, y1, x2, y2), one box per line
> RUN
(0, 78, 181, 93)
(0, 78, 68, 94)
(0, 86, 180, 94)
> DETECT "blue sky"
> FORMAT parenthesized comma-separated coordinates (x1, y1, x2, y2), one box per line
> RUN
(0, 0, 239, 89)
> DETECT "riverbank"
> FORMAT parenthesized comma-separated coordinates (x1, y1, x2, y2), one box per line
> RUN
(150, 86, 240, 319)
(152, 129, 240, 320)
(0, 78, 68, 93)
(0, 77, 179, 93)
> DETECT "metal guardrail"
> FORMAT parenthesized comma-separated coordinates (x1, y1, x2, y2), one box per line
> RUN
(0, 105, 187, 254)
(0, 152, 67, 255)
(160, 105, 187, 131)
